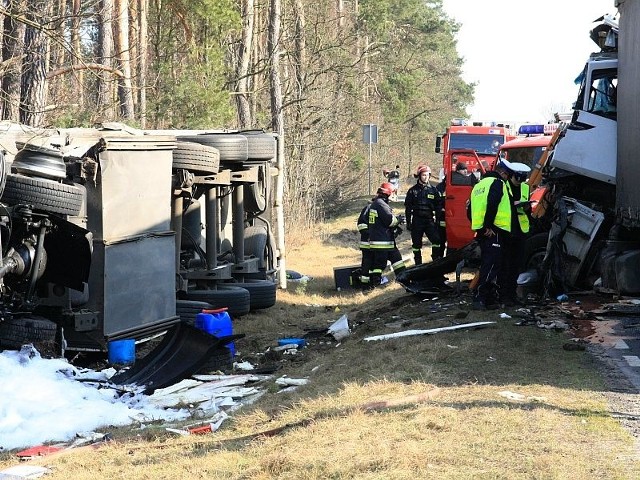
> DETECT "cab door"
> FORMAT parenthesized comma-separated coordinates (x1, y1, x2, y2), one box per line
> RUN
(444, 150, 486, 250)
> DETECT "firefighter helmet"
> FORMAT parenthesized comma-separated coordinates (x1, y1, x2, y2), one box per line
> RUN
(415, 165, 431, 177)
(377, 182, 394, 197)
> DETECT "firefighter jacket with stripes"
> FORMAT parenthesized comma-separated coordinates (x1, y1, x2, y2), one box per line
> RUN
(368, 196, 400, 249)
(470, 173, 512, 233)
(404, 181, 443, 226)
(357, 202, 371, 250)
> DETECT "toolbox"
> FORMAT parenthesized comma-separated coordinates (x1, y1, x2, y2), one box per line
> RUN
(333, 264, 361, 290)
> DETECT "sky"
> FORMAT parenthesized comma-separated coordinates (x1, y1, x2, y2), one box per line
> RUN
(0, 346, 190, 452)
(441, 0, 617, 124)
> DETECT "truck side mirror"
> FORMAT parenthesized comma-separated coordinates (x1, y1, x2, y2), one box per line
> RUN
(435, 136, 442, 153)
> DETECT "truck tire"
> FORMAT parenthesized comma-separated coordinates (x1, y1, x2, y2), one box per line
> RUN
(228, 279, 277, 310)
(173, 142, 220, 175)
(184, 285, 251, 318)
(521, 232, 549, 272)
(177, 134, 248, 163)
(244, 164, 269, 213)
(241, 132, 277, 160)
(244, 225, 269, 270)
(1, 174, 84, 216)
(0, 316, 57, 349)
(176, 300, 213, 326)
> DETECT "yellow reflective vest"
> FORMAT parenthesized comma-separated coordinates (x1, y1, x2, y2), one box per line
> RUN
(470, 177, 511, 232)
(516, 183, 530, 233)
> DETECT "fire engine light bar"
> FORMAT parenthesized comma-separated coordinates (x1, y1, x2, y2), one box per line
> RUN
(518, 124, 544, 135)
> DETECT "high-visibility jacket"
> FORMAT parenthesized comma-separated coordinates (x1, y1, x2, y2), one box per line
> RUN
(357, 203, 371, 249)
(368, 197, 399, 249)
(470, 177, 511, 232)
(515, 183, 530, 234)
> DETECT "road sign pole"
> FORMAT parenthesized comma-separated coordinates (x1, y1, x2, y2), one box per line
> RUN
(368, 141, 372, 195)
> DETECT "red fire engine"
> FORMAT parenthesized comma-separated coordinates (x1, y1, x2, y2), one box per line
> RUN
(435, 119, 516, 250)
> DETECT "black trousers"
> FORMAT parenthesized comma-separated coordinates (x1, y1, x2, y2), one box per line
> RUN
(474, 232, 506, 304)
(498, 234, 524, 301)
(359, 248, 374, 284)
(410, 216, 441, 263)
(370, 248, 406, 282)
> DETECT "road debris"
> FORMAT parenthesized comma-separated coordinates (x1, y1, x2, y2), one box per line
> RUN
(363, 321, 496, 342)
(328, 314, 350, 341)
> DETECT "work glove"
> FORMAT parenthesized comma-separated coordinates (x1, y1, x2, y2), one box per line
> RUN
(397, 214, 406, 225)
(393, 226, 403, 238)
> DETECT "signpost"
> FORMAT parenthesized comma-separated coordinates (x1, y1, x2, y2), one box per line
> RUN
(363, 124, 378, 195)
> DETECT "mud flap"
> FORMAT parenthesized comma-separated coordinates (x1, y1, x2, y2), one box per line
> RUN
(110, 323, 244, 394)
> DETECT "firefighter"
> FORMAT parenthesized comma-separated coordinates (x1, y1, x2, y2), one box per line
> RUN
(356, 200, 373, 287)
(367, 182, 406, 288)
(404, 165, 443, 265)
(498, 162, 532, 307)
(469, 158, 516, 310)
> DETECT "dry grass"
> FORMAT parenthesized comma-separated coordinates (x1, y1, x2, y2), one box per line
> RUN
(2, 196, 640, 479)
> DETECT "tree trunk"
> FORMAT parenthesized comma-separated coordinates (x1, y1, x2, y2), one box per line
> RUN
(268, 0, 282, 136)
(1, 0, 27, 121)
(71, 0, 84, 107)
(336, 0, 344, 28)
(235, 0, 254, 128)
(128, 0, 138, 112)
(114, 0, 134, 119)
(20, 0, 51, 126)
(97, 0, 116, 120)
(268, 0, 286, 287)
(138, 0, 148, 128)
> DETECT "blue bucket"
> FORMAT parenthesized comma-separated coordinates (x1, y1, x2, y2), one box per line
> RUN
(108, 339, 136, 365)
(195, 310, 235, 356)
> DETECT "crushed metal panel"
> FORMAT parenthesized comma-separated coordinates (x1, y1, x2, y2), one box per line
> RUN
(551, 110, 617, 184)
(549, 198, 605, 286)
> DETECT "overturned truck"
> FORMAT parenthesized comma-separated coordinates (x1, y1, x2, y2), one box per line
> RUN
(0, 123, 285, 363)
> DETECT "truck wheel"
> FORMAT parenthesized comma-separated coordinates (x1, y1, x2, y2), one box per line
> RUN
(244, 225, 269, 270)
(521, 232, 549, 272)
(0, 315, 57, 349)
(1, 174, 84, 216)
(173, 142, 220, 175)
(177, 134, 248, 163)
(228, 279, 277, 310)
(244, 165, 269, 213)
(241, 132, 277, 160)
(184, 285, 251, 318)
(176, 300, 213, 326)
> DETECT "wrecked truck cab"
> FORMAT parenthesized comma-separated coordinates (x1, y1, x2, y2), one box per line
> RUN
(524, 13, 640, 296)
